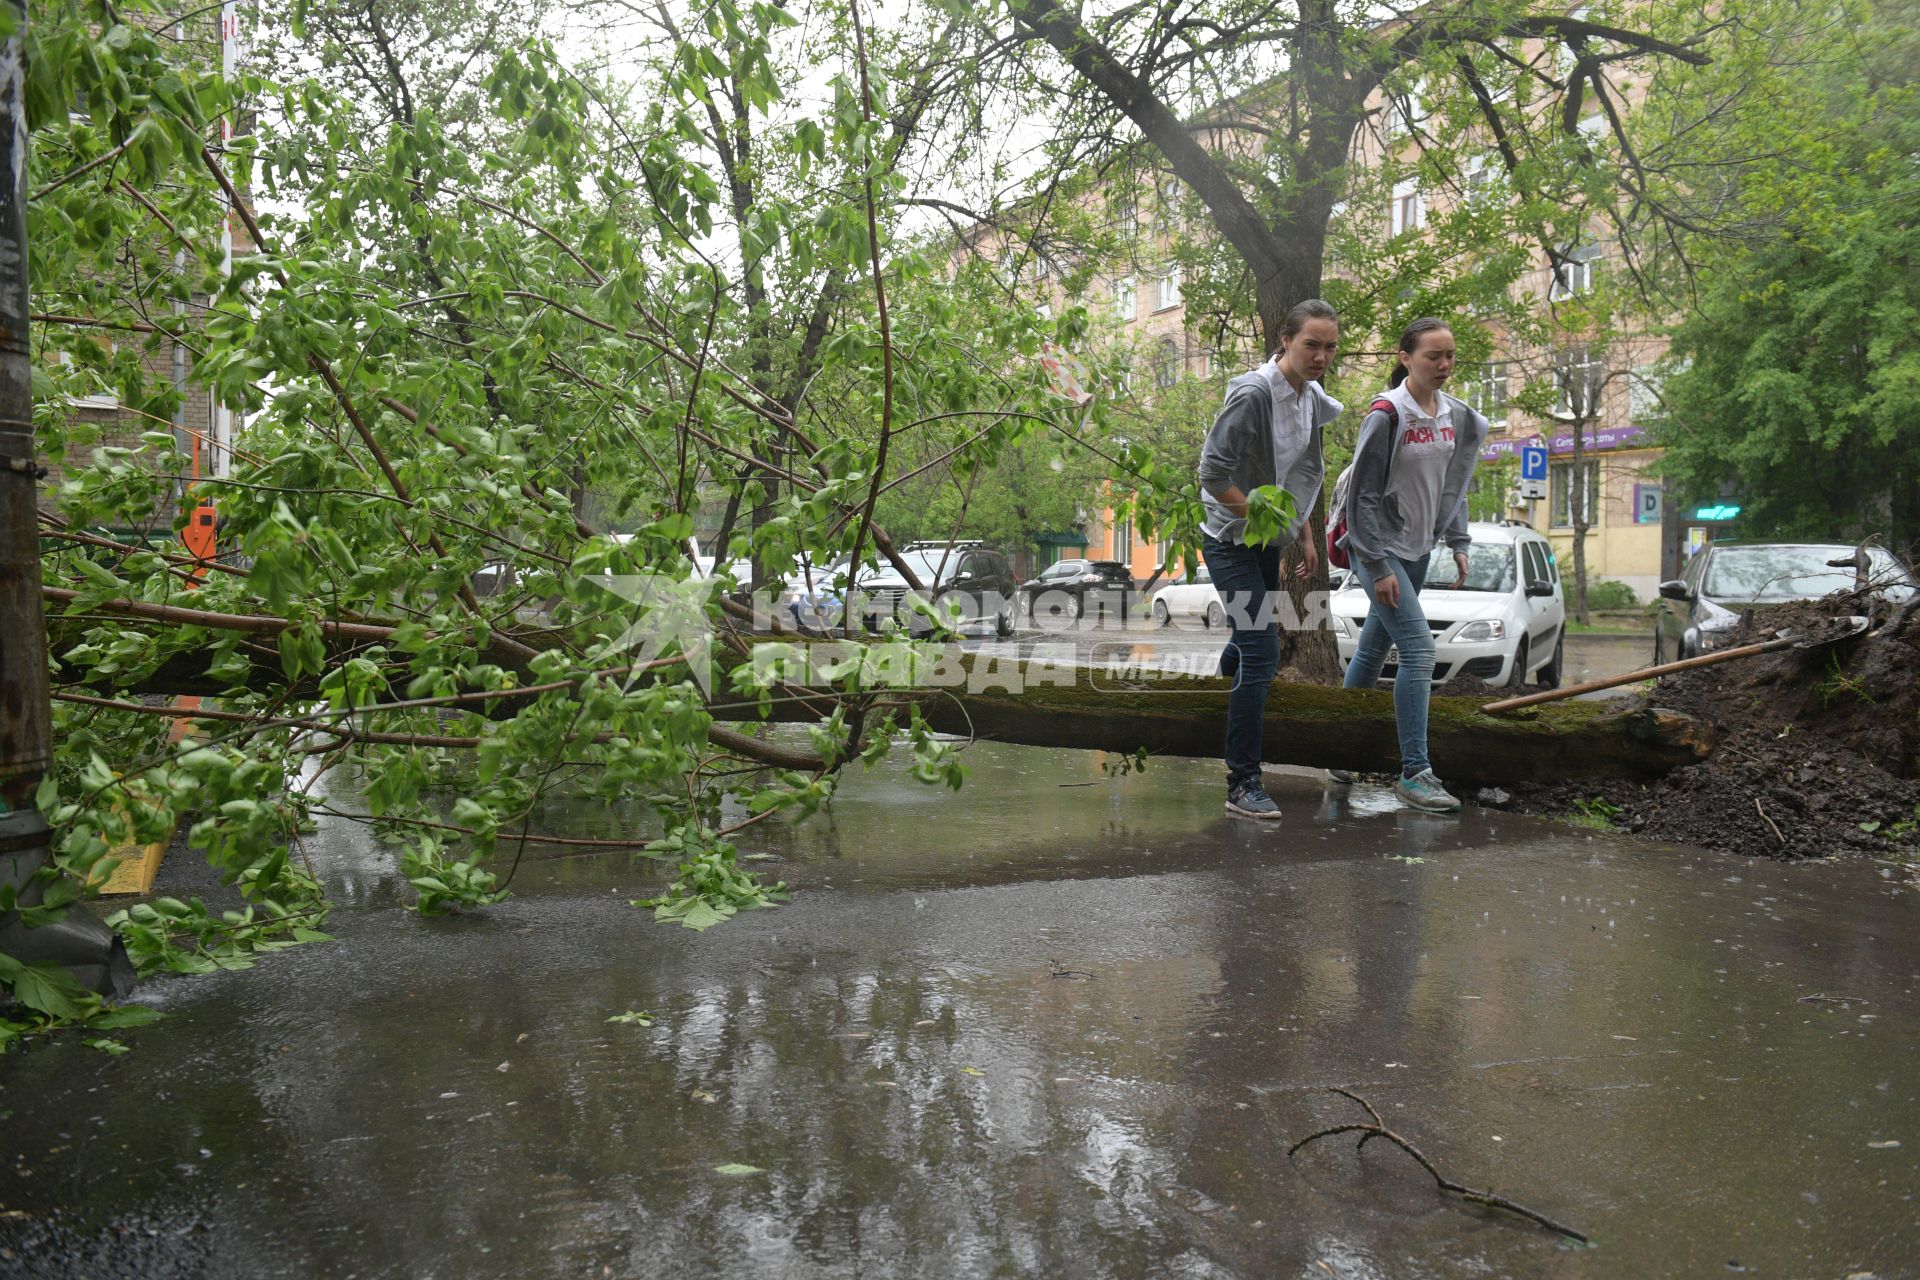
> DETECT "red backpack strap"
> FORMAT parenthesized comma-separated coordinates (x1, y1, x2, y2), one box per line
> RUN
(1370, 397, 1398, 423)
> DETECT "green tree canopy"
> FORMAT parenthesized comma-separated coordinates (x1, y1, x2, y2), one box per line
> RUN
(1654, 0, 1920, 549)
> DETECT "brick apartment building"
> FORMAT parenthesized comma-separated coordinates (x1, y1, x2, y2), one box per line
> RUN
(963, 22, 1695, 602)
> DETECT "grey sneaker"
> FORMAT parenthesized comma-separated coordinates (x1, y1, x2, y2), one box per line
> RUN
(1226, 783, 1283, 820)
(1394, 768, 1462, 813)
(1325, 767, 1354, 784)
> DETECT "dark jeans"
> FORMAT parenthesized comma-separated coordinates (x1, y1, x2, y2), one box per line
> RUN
(1202, 533, 1281, 791)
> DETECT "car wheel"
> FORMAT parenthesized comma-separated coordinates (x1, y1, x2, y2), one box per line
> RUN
(1506, 637, 1530, 689)
(1069, 593, 1085, 622)
(1538, 635, 1564, 689)
(1205, 600, 1225, 629)
(996, 604, 1014, 639)
(1153, 598, 1171, 627)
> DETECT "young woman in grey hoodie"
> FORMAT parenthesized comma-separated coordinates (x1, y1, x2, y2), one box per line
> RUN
(1196, 299, 1343, 819)
(1334, 318, 1488, 812)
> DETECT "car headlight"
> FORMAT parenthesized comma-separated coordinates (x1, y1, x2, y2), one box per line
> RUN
(1456, 619, 1505, 642)
(1697, 600, 1740, 632)
(1331, 614, 1351, 637)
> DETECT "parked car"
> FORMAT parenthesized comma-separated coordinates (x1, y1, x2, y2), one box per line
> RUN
(1150, 564, 1349, 628)
(1329, 521, 1566, 688)
(1652, 541, 1917, 661)
(1150, 564, 1223, 628)
(855, 547, 1019, 637)
(777, 552, 863, 630)
(1018, 558, 1135, 624)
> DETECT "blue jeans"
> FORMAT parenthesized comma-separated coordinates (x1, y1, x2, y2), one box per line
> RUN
(1203, 534, 1281, 791)
(1342, 554, 1435, 778)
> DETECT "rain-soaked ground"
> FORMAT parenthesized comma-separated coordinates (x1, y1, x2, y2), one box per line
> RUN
(4, 719, 1918, 1277)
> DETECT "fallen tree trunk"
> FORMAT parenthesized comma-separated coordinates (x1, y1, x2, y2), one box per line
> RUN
(53, 623, 1713, 787)
(916, 676, 1709, 788)
(709, 650, 1713, 787)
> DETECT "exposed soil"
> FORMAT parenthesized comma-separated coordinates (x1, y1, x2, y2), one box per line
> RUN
(1503, 591, 1920, 860)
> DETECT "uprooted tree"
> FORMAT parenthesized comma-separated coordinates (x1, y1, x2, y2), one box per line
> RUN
(0, 0, 1794, 1016)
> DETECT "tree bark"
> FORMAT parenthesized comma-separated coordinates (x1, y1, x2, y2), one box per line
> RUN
(57, 626, 1713, 787)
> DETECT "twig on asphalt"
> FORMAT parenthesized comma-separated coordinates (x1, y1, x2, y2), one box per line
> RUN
(1288, 1086, 1590, 1243)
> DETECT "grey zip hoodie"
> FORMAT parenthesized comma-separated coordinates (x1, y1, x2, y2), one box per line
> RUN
(1344, 389, 1488, 582)
(1197, 365, 1341, 545)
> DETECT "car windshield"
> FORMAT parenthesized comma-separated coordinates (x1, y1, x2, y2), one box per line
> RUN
(877, 552, 964, 583)
(1429, 541, 1516, 592)
(1704, 546, 1912, 600)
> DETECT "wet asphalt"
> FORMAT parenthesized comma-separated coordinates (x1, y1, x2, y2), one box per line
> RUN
(3, 636, 1918, 1279)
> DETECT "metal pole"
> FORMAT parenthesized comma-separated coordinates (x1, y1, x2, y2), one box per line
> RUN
(0, 0, 52, 814)
(0, 0, 132, 996)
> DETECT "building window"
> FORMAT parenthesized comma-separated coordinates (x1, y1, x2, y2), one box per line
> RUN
(1113, 197, 1137, 240)
(1111, 276, 1136, 322)
(1155, 268, 1182, 311)
(1157, 175, 1183, 225)
(1464, 153, 1501, 204)
(1628, 365, 1663, 423)
(1464, 361, 1510, 426)
(1113, 517, 1132, 562)
(54, 346, 121, 409)
(1382, 74, 1427, 139)
(1112, 356, 1133, 399)
(1551, 459, 1602, 529)
(1154, 337, 1181, 389)
(1390, 179, 1424, 237)
(1550, 242, 1602, 300)
(996, 246, 1017, 284)
(1553, 346, 1606, 419)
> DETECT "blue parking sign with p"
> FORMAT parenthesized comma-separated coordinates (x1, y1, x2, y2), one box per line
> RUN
(1520, 446, 1548, 481)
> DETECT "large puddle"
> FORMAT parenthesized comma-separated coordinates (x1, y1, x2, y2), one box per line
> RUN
(2, 739, 1917, 1278)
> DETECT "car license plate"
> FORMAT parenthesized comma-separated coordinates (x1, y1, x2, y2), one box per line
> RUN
(1386, 645, 1399, 663)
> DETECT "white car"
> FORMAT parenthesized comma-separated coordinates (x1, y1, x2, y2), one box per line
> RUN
(1151, 565, 1350, 628)
(1150, 564, 1223, 627)
(1330, 521, 1566, 688)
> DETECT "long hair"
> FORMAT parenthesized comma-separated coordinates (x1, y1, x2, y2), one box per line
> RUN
(1388, 317, 1451, 388)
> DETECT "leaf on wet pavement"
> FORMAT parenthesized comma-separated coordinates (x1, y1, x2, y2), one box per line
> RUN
(713, 1163, 764, 1176)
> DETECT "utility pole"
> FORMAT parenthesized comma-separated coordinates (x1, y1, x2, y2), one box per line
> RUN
(0, 0, 132, 995)
(0, 0, 51, 819)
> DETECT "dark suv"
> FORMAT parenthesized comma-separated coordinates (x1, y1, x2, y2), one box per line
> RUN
(1652, 541, 1917, 661)
(855, 547, 1020, 637)
(1017, 558, 1135, 624)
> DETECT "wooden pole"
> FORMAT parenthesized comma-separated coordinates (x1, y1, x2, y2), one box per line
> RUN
(1481, 630, 1809, 714)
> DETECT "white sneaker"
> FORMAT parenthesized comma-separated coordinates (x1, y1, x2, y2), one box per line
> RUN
(1394, 768, 1462, 813)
